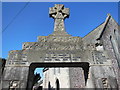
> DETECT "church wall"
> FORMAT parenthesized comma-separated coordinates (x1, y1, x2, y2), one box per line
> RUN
(43, 68, 49, 89)
(43, 67, 70, 89)
(53, 68, 70, 88)
(101, 17, 119, 67)
(100, 17, 120, 88)
(82, 16, 120, 89)
(86, 65, 118, 89)
(82, 23, 105, 49)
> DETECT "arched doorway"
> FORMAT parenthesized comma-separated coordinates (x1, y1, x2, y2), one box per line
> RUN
(56, 79, 60, 90)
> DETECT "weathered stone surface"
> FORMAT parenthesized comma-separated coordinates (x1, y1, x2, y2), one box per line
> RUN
(2, 4, 120, 90)
(86, 65, 119, 89)
(0, 58, 6, 90)
(49, 4, 69, 34)
(2, 66, 29, 89)
(69, 68, 85, 88)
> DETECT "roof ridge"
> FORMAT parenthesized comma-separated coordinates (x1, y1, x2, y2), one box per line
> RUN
(83, 22, 105, 38)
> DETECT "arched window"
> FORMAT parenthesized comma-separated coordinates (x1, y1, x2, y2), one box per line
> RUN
(114, 29, 119, 42)
(114, 29, 117, 40)
(110, 35, 112, 40)
(48, 81, 51, 90)
(114, 29, 116, 34)
(56, 79, 60, 90)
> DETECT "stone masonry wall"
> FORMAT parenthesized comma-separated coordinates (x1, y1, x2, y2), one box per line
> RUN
(100, 17, 120, 88)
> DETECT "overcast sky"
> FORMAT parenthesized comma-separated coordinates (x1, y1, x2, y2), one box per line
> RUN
(2, 2, 119, 75)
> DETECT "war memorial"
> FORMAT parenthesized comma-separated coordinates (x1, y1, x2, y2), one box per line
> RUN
(1, 4, 120, 90)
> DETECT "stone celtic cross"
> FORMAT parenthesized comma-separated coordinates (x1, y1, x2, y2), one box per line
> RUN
(49, 4, 69, 34)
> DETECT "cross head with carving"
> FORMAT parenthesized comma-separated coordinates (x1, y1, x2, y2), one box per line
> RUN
(49, 4, 69, 33)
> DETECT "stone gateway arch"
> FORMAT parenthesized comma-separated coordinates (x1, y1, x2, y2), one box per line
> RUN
(2, 4, 120, 90)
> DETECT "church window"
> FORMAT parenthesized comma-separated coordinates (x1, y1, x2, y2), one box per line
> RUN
(56, 79, 60, 90)
(114, 29, 118, 41)
(48, 81, 51, 90)
(114, 29, 116, 34)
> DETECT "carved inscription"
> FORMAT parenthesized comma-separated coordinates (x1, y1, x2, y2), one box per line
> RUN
(44, 54, 81, 62)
